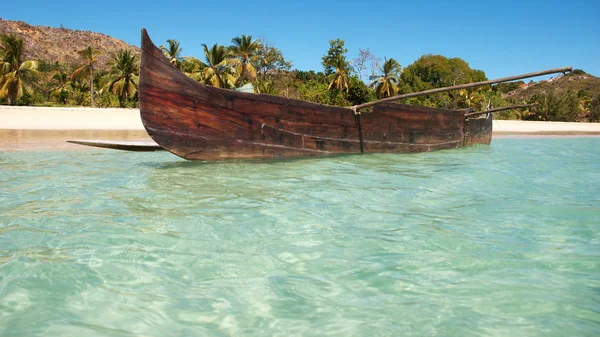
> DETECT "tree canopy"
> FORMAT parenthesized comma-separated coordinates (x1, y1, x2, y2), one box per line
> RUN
(400, 54, 490, 110)
(321, 39, 348, 75)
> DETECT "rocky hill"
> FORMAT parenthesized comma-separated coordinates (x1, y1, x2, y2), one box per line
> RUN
(497, 71, 600, 121)
(0, 19, 140, 70)
(504, 71, 600, 101)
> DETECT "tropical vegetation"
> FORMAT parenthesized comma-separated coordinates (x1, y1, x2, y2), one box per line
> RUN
(71, 46, 101, 107)
(370, 57, 401, 99)
(199, 43, 235, 88)
(228, 35, 260, 86)
(0, 33, 39, 104)
(160, 39, 183, 70)
(0, 30, 598, 122)
(105, 49, 139, 107)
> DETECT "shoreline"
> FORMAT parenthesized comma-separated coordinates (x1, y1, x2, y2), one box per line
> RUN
(1, 106, 600, 151)
(0, 106, 144, 130)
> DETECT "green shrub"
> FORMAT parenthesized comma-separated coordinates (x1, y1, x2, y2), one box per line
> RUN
(15, 92, 33, 106)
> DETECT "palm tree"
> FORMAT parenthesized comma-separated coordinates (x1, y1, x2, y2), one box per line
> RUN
(200, 43, 235, 88)
(326, 55, 350, 92)
(69, 77, 91, 105)
(106, 49, 139, 107)
(181, 56, 205, 81)
(50, 71, 72, 104)
(229, 35, 260, 85)
(160, 39, 183, 70)
(71, 46, 102, 107)
(370, 57, 401, 99)
(0, 33, 38, 104)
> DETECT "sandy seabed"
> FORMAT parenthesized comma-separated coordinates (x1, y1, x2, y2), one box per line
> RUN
(1, 106, 599, 151)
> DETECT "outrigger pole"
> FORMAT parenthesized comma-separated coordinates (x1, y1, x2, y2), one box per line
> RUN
(350, 67, 572, 113)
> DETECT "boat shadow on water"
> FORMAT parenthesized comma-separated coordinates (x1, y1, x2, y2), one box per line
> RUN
(140, 144, 493, 171)
(133, 145, 497, 196)
(140, 144, 493, 170)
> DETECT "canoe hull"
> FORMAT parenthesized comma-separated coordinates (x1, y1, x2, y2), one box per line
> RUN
(465, 113, 493, 146)
(139, 29, 492, 161)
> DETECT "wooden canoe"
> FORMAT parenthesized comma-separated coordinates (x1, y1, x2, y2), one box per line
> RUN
(138, 29, 566, 161)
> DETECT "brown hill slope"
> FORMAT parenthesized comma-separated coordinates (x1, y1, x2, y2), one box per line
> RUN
(0, 19, 140, 70)
(505, 72, 600, 101)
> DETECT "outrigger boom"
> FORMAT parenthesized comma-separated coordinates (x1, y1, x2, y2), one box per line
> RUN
(351, 67, 572, 112)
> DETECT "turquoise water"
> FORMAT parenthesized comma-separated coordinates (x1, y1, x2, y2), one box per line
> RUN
(1, 138, 599, 336)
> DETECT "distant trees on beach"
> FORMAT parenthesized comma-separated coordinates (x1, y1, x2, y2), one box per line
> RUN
(71, 46, 101, 107)
(0, 32, 140, 108)
(105, 50, 139, 108)
(0, 31, 598, 122)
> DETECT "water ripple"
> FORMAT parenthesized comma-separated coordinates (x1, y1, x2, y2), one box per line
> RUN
(0, 139, 599, 336)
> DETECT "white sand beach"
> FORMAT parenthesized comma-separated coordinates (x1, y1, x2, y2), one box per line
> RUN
(1, 106, 599, 150)
(0, 106, 149, 150)
(493, 120, 600, 135)
(0, 106, 145, 130)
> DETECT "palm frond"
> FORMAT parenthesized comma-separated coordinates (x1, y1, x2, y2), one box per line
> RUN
(71, 65, 89, 80)
(0, 33, 39, 103)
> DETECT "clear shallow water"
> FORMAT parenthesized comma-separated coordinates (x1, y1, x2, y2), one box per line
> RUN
(1, 138, 599, 336)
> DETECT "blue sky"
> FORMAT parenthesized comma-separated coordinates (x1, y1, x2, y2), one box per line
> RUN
(3, 0, 599, 79)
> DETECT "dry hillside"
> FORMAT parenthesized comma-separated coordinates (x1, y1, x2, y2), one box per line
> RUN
(505, 72, 600, 101)
(0, 19, 140, 70)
